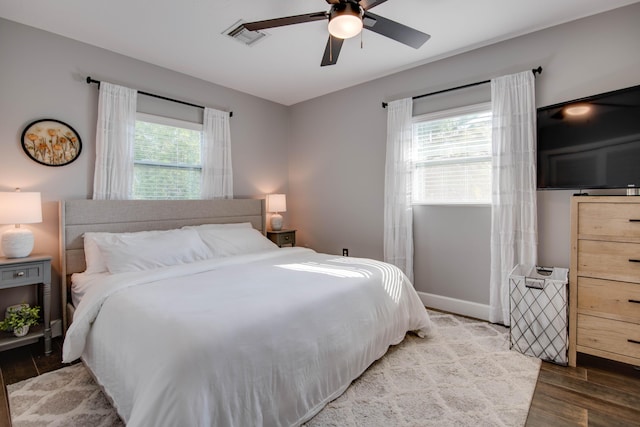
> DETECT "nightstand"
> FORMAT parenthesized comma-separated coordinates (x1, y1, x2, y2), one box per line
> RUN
(267, 230, 296, 247)
(0, 255, 52, 355)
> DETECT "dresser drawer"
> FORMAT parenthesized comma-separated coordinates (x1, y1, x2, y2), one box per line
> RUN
(577, 314, 640, 361)
(0, 262, 46, 288)
(578, 202, 640, 238)
(577, 240, 640, 283)
(578, 277, 640, 322)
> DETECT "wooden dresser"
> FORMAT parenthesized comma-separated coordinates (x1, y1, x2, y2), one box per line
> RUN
(570, 196, 640, 367)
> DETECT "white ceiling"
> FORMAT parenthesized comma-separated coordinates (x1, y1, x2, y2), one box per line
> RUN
(1, 0, 638, 106)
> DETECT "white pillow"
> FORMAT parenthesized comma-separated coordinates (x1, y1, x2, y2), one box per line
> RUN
(196, 227, 278, 257)
(83, 234, 109, 274)
(87, 228, 213, 274)
(183, 222, 252, 230)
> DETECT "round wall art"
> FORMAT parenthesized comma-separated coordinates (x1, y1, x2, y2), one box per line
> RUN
(21, 119, 82, 166)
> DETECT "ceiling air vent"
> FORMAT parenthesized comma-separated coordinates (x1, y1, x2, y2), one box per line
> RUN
(224, 20, 268, 46)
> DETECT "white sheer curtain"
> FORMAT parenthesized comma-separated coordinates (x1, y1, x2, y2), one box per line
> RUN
(489, 71, 538, 326)
(201, 107, 233, 199)
(93, 82, 137, 200)
(384, 98, 414, 282)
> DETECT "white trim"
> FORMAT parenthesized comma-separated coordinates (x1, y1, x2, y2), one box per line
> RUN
(412, 101, 491, 123)
(136, 112, 203, 131)
(417, 291, 490, 322)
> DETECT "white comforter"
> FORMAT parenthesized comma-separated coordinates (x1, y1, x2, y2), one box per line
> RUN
(63, 248, 432, 427)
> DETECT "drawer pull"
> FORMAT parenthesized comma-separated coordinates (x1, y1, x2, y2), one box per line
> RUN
(629, 259, 640, 263)
(16, 271, 25, 277)
(630, 299, 640, 304)
(628, 339, 640, 345)
(630, 219, 640, 222)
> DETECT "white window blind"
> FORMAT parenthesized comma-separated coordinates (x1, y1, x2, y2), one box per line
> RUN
(133, 113, 203, 200)
(412, 103, 492, 204)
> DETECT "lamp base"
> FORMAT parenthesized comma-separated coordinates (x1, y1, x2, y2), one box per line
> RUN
(2, 227, 34, 258)
(270, 213, 283, 231)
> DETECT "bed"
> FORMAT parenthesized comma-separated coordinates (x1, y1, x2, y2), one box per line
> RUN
(60, 199, 432, 427)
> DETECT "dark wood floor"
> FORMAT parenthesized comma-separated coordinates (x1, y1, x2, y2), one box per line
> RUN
(526, 354, 640, 427)
(1, 338, 639, 426)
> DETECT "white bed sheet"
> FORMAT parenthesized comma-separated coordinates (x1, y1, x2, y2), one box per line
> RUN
(63, 248, 432, 427)
(70, 272, 111, 307)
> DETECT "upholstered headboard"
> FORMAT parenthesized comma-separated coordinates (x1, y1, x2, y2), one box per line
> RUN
(59, 198, 266, 330)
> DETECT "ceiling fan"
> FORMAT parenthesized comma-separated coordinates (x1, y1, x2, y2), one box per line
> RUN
(235, 0, 431, 66)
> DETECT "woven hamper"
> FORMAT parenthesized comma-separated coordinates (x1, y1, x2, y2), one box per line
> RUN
(509, 264, 569, 365)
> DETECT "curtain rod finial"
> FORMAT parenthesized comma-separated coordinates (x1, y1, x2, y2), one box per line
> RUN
(532, 66, 543, 75)
(382, 102, 388, 109)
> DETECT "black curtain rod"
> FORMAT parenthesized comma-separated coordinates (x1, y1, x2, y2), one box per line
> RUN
(86, 77, 233, 117)
(381, 66, 543, 109)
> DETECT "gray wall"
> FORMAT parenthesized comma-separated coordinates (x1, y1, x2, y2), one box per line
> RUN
(2, 4, 640, 323)
(0, 18, 291, 320)
(289, 3, 640, 317)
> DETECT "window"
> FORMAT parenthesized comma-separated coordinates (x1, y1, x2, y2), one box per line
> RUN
(412, 103, 492, 204)
(133, 113, 203, 200)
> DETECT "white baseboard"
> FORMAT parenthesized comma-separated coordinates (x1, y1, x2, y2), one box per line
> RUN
(417, 291, 490, 322)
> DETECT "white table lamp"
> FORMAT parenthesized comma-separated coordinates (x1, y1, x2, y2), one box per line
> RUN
(266, 194, 286, 231)
(0, 189, 42, 258)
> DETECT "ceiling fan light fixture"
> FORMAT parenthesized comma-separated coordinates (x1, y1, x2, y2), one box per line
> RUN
(328, 3, 363, 39)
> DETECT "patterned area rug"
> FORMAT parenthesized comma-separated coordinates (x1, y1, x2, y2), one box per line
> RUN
(8, 311, 540, 426)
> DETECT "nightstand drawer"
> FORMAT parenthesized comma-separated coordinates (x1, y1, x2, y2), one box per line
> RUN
(0, 262, 46, 288)
(267, 230, 296, 247)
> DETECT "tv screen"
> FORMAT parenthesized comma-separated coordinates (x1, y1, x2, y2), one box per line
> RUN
(536, 84, 640, 190)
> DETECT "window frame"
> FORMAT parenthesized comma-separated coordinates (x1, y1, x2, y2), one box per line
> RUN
(411, 102, 492, 207)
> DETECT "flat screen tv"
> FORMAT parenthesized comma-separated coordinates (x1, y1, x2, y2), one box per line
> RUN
(537, 83, 640, 190)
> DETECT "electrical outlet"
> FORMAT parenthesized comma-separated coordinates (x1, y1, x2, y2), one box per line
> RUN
(342, 248, 349, 256)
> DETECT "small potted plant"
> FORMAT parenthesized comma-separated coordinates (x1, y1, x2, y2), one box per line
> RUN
(0, 304, 40, 337)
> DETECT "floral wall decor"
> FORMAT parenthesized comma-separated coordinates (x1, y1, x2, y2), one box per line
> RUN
(21, 119, 82, 166)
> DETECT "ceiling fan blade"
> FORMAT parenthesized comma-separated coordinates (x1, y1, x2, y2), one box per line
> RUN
(325, 0, 342, 4)
(363, 11, 430, 49)
(243, 12, 327, 32)
(321, 36, 344, 66)
(359, 0, 389, 10)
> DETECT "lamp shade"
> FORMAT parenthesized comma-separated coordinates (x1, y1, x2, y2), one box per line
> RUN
(0, 192, 42, 224)
(266, 194, 286, 213)
(328, 2, 363, 39)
